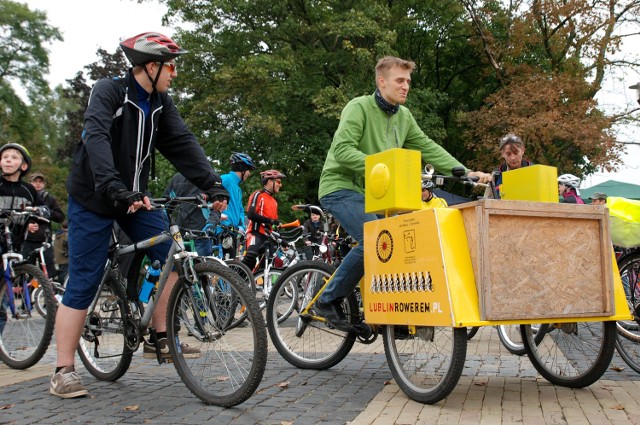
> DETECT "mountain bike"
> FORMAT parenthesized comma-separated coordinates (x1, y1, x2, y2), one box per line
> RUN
(251, 221, 303, 311)
(76, 197, 267, 407)
(266, 159, 623, 404)
(0, 207, 56, 369)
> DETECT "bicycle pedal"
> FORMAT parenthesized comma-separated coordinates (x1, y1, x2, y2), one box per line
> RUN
(298, 313, 313, 322)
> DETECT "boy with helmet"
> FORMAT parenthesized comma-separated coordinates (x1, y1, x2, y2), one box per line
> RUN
(558, 174, 585, 204)
(0, 144, 49, 250)
(241, 170, 286, 270)
(52, 32, 229, 399)
(220, 152, 257, 258)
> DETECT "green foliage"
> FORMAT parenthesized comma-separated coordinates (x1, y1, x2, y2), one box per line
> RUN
(0, 0, 61, 101)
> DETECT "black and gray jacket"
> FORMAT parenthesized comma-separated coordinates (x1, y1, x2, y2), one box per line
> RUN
(67, 69, 219, 217)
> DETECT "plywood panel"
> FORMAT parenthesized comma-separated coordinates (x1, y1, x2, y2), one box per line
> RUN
(455, 200, 613, 320)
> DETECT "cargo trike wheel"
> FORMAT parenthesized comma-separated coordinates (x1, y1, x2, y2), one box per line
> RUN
(521, 321, 616, 388)
(383, 325, 467, 404)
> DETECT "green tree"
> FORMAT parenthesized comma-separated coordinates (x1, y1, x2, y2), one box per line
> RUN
(0, 0, 61, 150)
(158, 0, 634, 206)
(458, 0, 637, 175)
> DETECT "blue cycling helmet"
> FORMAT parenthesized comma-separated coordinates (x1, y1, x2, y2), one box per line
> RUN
(230, 152, 256, 171)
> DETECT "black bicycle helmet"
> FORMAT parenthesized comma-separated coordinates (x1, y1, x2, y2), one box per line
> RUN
(230, 152, 256, 171)
(0, 143, 32, 175)
(421, 180, 436, 191)
(119, 32, 187, 66)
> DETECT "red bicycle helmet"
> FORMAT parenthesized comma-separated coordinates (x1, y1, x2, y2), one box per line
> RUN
(260, 169, 286, 185)
(119, 32, 187, 66)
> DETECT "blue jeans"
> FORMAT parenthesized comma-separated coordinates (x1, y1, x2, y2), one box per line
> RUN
(64, 197, 172, 310)
(319, 190, 378, 303)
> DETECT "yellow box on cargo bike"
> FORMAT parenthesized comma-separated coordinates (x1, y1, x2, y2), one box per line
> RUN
(265, 147, 632, 406)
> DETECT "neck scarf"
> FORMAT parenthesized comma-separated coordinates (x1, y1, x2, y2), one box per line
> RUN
(375, 89, 399, 115)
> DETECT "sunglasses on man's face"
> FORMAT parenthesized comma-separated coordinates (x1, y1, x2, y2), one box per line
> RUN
(156, 62, 177, 73)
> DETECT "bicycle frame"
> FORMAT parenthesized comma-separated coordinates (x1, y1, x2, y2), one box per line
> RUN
(89, 222, 195, 333)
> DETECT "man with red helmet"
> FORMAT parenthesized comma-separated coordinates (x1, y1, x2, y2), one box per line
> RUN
(51, 32, 229, 399)
(241, 170, 286, 270)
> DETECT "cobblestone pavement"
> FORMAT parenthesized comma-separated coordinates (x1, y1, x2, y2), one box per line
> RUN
(2, 327, 640, 424)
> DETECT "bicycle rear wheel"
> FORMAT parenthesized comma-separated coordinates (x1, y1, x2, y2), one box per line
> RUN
(255, 268, 284, 310)
(77, 270, 134, 381)
(521, 321, 616, 387)
(383, 325, 467, 404)
(267, 261, 358, 370)
(0, 263, 56, 369)
(167, 261, 267, 407)
(224, 259, 257, 329)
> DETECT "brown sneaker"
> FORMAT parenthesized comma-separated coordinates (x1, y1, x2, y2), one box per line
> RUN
(50, 366, 89, 399)
(143, 338, 201, 359)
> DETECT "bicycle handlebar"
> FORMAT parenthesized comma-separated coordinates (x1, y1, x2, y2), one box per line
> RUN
(421, 170, 488, 189)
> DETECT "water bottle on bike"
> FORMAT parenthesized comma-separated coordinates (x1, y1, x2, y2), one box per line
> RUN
(138, 260, 161, 303)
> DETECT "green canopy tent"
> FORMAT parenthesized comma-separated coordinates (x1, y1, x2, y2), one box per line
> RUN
(581, 180, 640, 202)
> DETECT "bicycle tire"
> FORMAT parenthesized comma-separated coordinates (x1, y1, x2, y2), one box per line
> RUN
(383, 325, 467, 404)
(614, 253, 640, 373)
(33, 280, 64, 317)
(521, 321, 616, 387)
(167, 260, 267, 407)
(616, 253, 640, 339)
(466, 327, 479, 340)
(266, 260, 358, 370)
(224, 259, 257, 329)
(496, 325, 526, 356)
(0, 263, 56, 369)
(77, 270, 134, 381)
(615, 330, 640, 374)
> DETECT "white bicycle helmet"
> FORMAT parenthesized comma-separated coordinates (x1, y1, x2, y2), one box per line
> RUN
(558, 174, 581, 189)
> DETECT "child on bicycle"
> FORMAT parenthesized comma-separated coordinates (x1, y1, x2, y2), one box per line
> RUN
(51, 32, 229, 399)
(241, 170, 286, 270)
(0, 143, 48, 334)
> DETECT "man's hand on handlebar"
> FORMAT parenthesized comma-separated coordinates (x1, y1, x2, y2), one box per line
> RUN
(466, 171, 493, 184)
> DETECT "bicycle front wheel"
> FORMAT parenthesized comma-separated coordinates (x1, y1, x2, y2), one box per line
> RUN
(267, 261, 358, 370)
(383, 325, 467, 404)
(167, 261, 267, 407)
(521, 321, 616, 387)
(0, 263, 56, 369)
(77, 271, 134, 381)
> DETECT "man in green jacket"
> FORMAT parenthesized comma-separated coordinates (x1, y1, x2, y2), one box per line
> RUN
(315, 56, 491, 330)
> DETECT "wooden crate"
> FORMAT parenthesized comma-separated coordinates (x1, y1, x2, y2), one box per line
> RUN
(453, 200, 614, 321)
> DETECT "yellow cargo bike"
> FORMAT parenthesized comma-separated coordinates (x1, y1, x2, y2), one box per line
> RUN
(266, 149, 631, 404)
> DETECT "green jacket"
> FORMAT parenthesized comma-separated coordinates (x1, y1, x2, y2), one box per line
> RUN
(318, 94, 466, 200)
